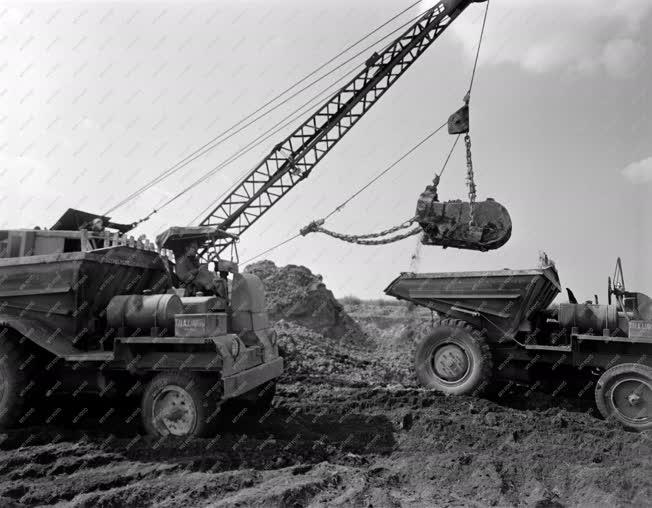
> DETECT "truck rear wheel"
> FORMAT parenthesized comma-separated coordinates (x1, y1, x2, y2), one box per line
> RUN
(414, 319, 492, 396)
(141, 373, 221, 437)
(595, 363, 652, 431)
(0, 335, 36, 428)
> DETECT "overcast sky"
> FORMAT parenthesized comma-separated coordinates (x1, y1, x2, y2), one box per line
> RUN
(1, 0, 651, 300)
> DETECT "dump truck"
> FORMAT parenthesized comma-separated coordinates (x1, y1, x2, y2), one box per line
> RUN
(0, 215, 282, 437)
(385, 257, 652, 431)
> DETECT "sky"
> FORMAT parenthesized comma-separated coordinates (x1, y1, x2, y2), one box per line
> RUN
(1, 0, 651, 301)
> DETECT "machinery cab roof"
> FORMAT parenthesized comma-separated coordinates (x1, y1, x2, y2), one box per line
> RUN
(51, 208, 134, 234)
(156, 226, 237, 250)
(156, 226, 240, 273)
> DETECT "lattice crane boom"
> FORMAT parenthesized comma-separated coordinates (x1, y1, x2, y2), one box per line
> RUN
(199, 0, 485, 257)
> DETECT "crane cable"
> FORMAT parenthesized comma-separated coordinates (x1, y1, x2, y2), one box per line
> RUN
(298, 0, 490, 246)
(226, 1, 494, 261)
(185, 10, 432, 225)
(186, 64, 363, 224)
(243, 121, 454, 263)
(463, 0, 490, 225)
(128, 10, 429, 228)
(103, 1, 427, 219)
(298, 128, 459, 246)
(468, 0, 490, 97)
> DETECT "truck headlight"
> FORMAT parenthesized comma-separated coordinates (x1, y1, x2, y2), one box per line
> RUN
(230, 337, 241, 358)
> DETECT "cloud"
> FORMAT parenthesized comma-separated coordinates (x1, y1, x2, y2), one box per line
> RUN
(420, 0, 651, 79)
(621, 156, 652, 184)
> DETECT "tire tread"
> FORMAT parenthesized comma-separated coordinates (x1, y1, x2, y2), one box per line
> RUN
(414, 319, 492, 396)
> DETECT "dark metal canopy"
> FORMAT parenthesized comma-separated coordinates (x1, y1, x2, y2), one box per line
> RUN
(51, 208, 134, 233)
(156, 226, 238, 251)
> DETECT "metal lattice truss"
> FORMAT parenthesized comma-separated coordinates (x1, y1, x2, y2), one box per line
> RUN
(200, 0, 478, 257)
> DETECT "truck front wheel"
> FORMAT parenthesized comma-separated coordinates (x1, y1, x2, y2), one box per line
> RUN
(141, 373, 222, 437)
(414, 319, 492, 396)
(595, 363, 652, 431)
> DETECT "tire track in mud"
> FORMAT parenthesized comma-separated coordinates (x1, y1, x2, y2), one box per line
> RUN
(0, 382, 649, 507)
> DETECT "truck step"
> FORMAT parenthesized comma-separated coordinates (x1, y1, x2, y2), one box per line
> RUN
(523, 344, 571, 352)
(64, 352, 114, 362)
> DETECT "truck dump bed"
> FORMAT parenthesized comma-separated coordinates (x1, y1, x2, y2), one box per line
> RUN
(385, 264, 561, 342)
(0, 245, 170, 357)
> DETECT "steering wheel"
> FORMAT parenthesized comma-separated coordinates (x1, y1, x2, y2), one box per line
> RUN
(610, 258, 629, 314)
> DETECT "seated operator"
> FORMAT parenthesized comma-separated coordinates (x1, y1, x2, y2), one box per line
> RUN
(175, 241, 227, 299)
(85, 217, 106, 249)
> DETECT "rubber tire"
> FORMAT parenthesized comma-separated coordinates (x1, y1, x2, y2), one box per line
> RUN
(141, 372, 221, 437)
(0, 335, 37, 428)
(595, 363, 652, 432)
(414, 319, 492, 396)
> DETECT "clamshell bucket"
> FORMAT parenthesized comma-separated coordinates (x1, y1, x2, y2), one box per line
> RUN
(415, 184, 512, 252)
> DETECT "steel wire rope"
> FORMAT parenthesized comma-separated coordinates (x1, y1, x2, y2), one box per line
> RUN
(242, 120, 456, 261)
(104, 1, 426, 217)
(129, 10, 428, 225)
(241, 1, 492, 260)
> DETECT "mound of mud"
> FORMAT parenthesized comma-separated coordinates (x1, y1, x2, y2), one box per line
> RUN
(245, 260, 366, 345)
(274, 320, 414, 386)
(341, 299, 434, 347)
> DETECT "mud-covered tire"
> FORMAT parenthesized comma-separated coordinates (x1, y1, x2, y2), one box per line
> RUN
(414, 319, 492, 396)
(141, 372, 222, 437)
(595, 363, 652, 432)
(0, 335, 38, 428)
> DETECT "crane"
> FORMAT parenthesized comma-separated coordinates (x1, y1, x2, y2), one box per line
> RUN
(196, 0, 506, 260)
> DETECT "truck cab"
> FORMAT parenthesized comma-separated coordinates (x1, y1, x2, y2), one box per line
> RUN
(0, 211, 282, 437)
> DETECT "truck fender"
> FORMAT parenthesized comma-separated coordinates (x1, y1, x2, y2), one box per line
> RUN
(0, 316, 82, 358)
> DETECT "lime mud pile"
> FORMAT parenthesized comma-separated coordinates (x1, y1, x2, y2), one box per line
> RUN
(0, 262, 649, 507)
(244, 260, 367, 346)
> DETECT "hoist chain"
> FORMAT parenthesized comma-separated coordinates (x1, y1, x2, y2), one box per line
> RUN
(464, 132, 477, 226)
(300, 217, 422, 245)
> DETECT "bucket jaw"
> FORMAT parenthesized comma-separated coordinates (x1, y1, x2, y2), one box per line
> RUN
(415, 184, 512, 252)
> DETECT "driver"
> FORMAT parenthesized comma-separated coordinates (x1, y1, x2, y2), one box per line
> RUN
(175, 241, 227, 299)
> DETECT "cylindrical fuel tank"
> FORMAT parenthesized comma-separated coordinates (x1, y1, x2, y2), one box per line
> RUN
(107, 294, 183, 333)
(558, 303, 618, 334)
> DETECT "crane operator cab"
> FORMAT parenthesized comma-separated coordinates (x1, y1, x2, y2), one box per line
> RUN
(156, 226, 239, 308)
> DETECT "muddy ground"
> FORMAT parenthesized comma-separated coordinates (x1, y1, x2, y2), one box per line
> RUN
(0, 378, 649, 507)
(0, 264, 650, 507)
